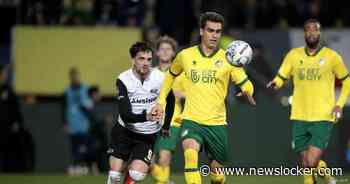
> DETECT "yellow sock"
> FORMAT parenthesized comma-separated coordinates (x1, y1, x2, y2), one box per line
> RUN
(157, 166, 170, 184)
(151, 164, 161, 179)
(152, 164, 170, 184)
(304, 174, 315, 184)
(317, 160, 334, 182)
(184, 149, 201, 184)
(210, 172, 225, 184)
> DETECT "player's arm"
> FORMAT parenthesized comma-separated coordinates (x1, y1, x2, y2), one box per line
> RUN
(333, 53, 350, 121)
(231, 67, 256, 105)
(116, 79, 148, 123)
(79, 87, 94, 115)
(267, 50, 293, 89)
(336, 77, 350, 108)
(158, 71, 177, 106)
(161, 90, 175, 137)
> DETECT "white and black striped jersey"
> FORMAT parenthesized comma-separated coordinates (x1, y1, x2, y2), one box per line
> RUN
(116, 68, 165, 134)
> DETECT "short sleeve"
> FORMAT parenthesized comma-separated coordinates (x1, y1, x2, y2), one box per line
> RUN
(277, 50, 294, 80)
(169, 51, 184, 76)
(230, 66, 248, 86)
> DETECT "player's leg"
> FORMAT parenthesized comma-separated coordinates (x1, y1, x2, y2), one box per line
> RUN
(108, 156, 125, 184)
(107, 124, 132, 184)
(307, 122, 335, 184)
(125, 160, 149, 184)
(152, 126, 181, 184)
(124, 133, 157, 184)
(181, 120, 204, 184)
(204, 125, 228, 184)
(152, 150, 171, 184)
(317, 160, 336, 184)
(183, 138, 201, 184)
(209, 160, 225, 184)
(292, 121, 316, 184)
(303, 146, 322, 184)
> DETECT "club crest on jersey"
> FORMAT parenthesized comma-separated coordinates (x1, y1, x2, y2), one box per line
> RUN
(214, 60, 223, 68)
(181, 129, 189, 137)
(191, 69, 200, 83)
(319, 58, 325, 66)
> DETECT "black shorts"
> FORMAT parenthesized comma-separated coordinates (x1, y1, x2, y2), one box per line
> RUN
(107, 123, 157, 165)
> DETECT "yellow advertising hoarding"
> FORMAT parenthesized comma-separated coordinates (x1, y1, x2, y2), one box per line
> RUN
(13, 26, 140, 96)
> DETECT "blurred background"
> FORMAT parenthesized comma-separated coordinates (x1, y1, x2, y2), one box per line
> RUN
(1, 0, 350, 175)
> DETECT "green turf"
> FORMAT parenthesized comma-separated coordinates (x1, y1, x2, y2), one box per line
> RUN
(0, 174, 349, 184)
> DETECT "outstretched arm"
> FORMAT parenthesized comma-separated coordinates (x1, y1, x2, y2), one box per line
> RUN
(267, 50, 294, 90)
(116, 79, 148, 123)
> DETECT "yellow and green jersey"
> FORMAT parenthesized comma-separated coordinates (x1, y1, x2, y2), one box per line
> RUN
(159, 45, 254, 126)
(170, 73, 187, 127)
(273, 46, 349, 122)
(158, 66, 186, 127)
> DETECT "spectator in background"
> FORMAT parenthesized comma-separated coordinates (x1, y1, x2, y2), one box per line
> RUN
(25, 1, 46, 25)
(142, 26, 160, 46)
(117, 0, 145, 27)
(96, 1, 118, 26)
(83, 86, 108, 175)
(63, 67, 93, 175)
(154, 0, 196, 45)
(60, 0, 95, 25)
(0, 64, 34, 172)
(22, 0, 63, 25)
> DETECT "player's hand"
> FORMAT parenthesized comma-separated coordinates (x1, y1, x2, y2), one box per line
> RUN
(332, 105, 343, 122)
(151, 103, 164, 120)
(266, 81, 278, 90)
(160, 128, 170, 138)
(146, 111, 162, 121)
(236, 92, 256, 106)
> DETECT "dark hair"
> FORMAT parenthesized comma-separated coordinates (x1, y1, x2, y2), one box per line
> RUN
(88, 85, 99, 97)
(199, 11, 225, 29)
(304, 19, 321, 30)
(129, 41, 153, 58)
(156, 35, 178, 51)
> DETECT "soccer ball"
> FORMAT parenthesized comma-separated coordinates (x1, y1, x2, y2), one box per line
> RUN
(225, 40, 253, 67)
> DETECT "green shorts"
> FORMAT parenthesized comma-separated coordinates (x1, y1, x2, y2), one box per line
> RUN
(292, 121, 333, 153)
(155, 126, 181, 153)
(180, 119, 229, 165)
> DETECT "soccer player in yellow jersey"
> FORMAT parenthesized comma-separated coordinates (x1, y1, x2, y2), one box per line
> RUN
(152, 12, 256, 184)
(156, 36, 176, 73)
(267, 19, 350, 184)
(151, 36, 187, 184)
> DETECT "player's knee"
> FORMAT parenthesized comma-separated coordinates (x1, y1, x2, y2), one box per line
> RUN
(107, 170, 121, 184)
(159, 153, 171, 167)
(128, 170, 146, 181)
(307, 156, 319, 168)
(182, 138, 200, 151)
